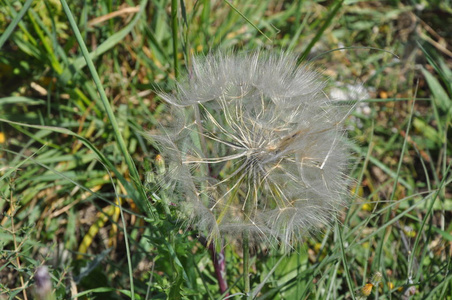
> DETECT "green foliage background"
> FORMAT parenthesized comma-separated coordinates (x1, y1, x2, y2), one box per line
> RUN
(0, 0, 451, 299)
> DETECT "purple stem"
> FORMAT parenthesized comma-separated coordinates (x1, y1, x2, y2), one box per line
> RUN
(199, 236, 229, 296)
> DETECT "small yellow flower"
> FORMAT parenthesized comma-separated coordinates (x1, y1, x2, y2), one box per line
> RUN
(361, 283, 374, 296)
(358, 272, 382, 299)
(314, 242, 322, 252)
(362, 203, 372, 211)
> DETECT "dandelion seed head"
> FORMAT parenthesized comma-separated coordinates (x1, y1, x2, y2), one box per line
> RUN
(150, 51, 355, 250)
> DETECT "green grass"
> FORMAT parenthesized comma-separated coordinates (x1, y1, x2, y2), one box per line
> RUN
(1, 0, 451, 299)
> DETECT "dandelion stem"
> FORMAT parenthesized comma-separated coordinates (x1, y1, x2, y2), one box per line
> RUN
(243, 229, 251, 298)
(199, 235, 229, 296)
(242, 177, 253, 298)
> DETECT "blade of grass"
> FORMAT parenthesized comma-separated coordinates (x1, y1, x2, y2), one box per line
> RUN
(389, 93, 417, 202)
(0, 118, 148, 218)
(411, 162, 451, 282)
(26, 8, 63, 74)
(427, 273, 452, 299)
(0, 147, 118, 213)
(251, 253, 287, 298)
(346, 192, 434, 245)
(60, 0, 149, 83)
(337, 222, 356, 300)
(287, 10, 311, 52)
(109, 167, 136, 300)
(71, 287, 139, 298)
(59, 0, 154, 220)
(0, 0, 33, 49)
(171, 0, 180, 79)
(0, 96, 45, 106)
(350, 142, 413, 190)
(223, 0, 272, 42)
(201, 0, 211, 43)
(374, 85, 417, 287)
(299, 0, 344, 62)
(417, 41, 452, 97)
(345, 121, 374, 227)
(309, 46, 398, 62)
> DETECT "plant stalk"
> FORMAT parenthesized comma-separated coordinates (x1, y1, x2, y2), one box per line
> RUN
(171, 0, 180, 79)
(242, 189, 253, 298)
(243, 229, 251, 298)
(199, 236, 229, 296)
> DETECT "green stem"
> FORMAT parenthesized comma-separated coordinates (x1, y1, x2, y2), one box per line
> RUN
(171, 0, 180, 79)
(243, 229, 251, 298)
(242, 187, 253, 298)
(298, 0, 343, 63)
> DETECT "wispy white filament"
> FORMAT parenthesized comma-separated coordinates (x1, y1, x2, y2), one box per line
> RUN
(150, 51, 355, 250)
